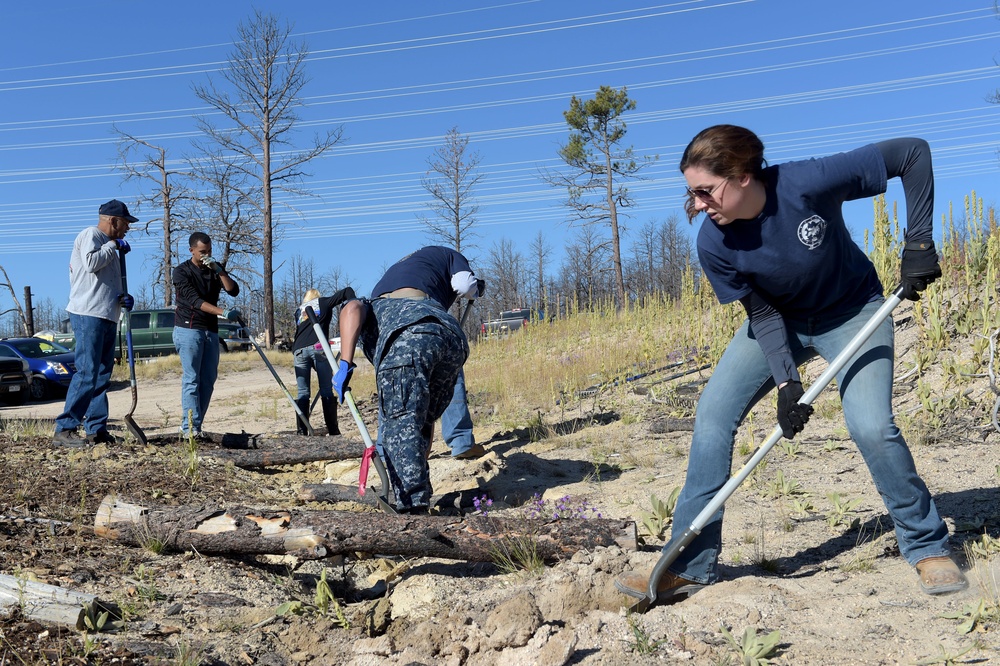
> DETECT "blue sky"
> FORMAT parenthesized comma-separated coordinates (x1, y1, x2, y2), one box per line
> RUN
(2, 0, 999, 315)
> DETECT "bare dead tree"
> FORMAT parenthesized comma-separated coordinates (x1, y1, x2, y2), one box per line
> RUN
(483, 238, 527, 314)
(115, 130, 194, 307)
(529, 230, 551, 315)
(626, 215, 694, 302)
(192, 10, 344, 347)
(420, 127, 484, 328)
(558, 226, 614, 309)
(0, 266, 28, 335)
(420, 127, 482, 253)
(184, 146, 264, 283)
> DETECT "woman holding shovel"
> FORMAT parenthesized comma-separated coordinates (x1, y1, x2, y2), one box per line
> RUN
(616, 126, 965, 603)
(290, 286, 355, 436)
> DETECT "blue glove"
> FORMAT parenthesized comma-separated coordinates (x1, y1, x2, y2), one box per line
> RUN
(333, 359, 356, 404)
(118, 293, 134, 311)
(115, 239, 131, 255)
(222, 308, 242, 322)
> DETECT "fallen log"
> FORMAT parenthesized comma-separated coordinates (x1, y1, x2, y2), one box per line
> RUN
(201, 435, 363, 468)
(297, 483, 481, 510)
(0, 573, 116, 630)
(94, 495, 636, 562)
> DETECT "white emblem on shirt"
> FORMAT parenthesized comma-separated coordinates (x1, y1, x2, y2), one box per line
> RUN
(797, 215, 827, 250)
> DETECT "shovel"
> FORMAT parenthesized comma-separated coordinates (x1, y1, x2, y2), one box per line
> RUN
(630, 286, 905, 613)
(240, 317, 314, 436)
(304, 306, 395, 514)
(117, 253, 147, 445)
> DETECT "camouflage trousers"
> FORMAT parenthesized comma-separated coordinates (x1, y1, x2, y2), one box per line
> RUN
(376, 319, 467, 510)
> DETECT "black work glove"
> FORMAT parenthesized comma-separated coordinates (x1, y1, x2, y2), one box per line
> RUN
(899, 240, 941, 301)
(777, 381, 813, 440)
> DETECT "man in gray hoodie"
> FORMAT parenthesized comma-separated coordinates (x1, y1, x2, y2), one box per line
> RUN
(53, 200, 136, 447)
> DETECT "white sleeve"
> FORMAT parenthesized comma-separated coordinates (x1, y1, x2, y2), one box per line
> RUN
(451, 271, 478, 299)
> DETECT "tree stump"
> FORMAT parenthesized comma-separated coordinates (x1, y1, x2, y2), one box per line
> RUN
(0, 574, 117, 630)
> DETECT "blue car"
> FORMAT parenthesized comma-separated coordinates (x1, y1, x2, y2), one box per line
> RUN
(0, 337, 76, 401)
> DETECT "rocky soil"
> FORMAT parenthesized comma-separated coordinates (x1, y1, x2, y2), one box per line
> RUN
(1, 308, 999, 665)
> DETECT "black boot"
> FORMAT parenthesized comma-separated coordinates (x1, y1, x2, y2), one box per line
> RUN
(321, 396, 340, 436)
(295, 397, 311, 435)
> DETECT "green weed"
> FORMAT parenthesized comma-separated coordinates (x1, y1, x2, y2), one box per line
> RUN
(81, 601, 122, 633)
(776, 439, 801, 457)
(763, 470, 801, 499)
(788, 497, 815, 518)
(825, 493, 862, 529)
(625, 611, 665, 654)
(941, 598, 1000, 635)
(173, 642, 205, 666)
(822, 439, 844, 453)
(719, 625, 782, 666)
(965, 533, 1000, 559)
(915, 644, 974, 666)
(314, 568, 349, 628)
(489, 534, 545, 577)
(639, 487, 680, 540)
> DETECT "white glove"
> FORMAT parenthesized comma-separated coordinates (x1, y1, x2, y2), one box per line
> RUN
(451, 271, 479, 299)
(201, 255, 223, 274)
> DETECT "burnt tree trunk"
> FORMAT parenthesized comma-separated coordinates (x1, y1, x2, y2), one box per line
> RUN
(202, 435, 363, 468)
(94, 495, 636, 562)
(648, 417, 695, 433)
(298, 483, 480, 510)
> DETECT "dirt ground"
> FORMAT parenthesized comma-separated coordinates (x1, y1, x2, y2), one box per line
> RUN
(1, 312, 999, 665)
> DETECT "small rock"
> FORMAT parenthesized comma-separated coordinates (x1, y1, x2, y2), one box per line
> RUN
(324, 460, 360, 480)
(483, 592, 542, 649)
(390, 577, 441, 621)
(537, 627, 578, 666)
(362, 596, 391, 637)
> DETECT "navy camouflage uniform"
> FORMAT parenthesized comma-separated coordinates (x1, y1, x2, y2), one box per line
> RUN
(359, 296, 468, 510)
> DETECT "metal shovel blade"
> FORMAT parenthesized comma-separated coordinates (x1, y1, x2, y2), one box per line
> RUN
(118, 254, 147, 445)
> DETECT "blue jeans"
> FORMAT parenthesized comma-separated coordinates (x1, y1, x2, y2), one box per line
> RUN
(56, 313, 116, 435)
(666, 299, 950, 584)
(293, 347, 333, 401)
(441, 368, 476, 456)
(174, 327, 220, 434)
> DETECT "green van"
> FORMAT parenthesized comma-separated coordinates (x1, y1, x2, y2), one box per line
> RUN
(36, 309, 252, 359)
(122, 308, 252, 358)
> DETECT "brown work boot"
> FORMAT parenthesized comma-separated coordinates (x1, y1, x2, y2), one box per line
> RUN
(454, 443, 486, 459)
(615, 569, 706, 602)
(915, 556, 968, 595)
